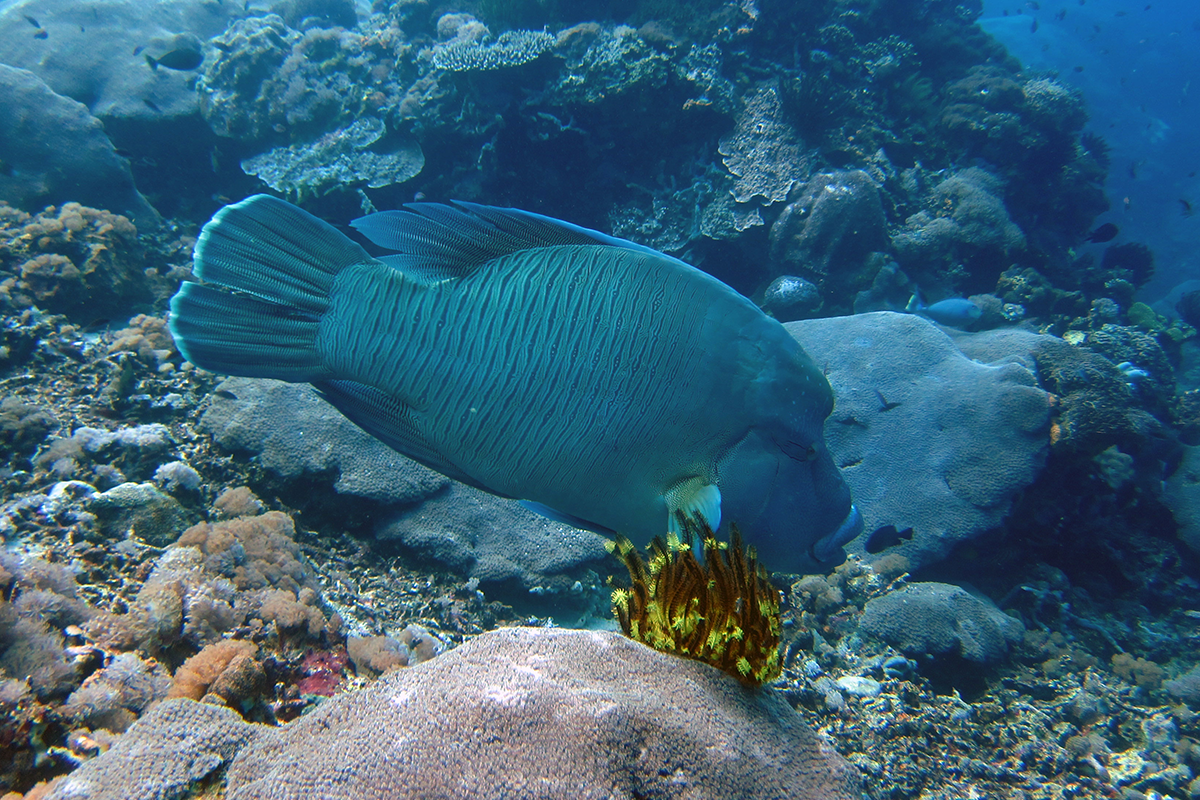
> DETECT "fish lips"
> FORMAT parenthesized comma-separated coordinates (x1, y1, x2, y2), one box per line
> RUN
(811, 504, 863, 565)
(719, 431, 859, 573)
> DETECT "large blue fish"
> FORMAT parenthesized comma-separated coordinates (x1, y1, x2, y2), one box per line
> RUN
(169, 195, 861, 572)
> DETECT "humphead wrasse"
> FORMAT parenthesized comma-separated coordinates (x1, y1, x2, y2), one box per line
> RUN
(169, 195, 862, 573)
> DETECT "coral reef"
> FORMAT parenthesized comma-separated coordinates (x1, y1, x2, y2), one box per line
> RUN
(84, 510, 337, 655)
(53, 629, 858, 800)
(62, 652, 170, 732)
(166, 639, 262, 706)
(374, 483, 609, 606)
(199, 15, 408, 150)
(0, 66, 158, 226)
(891, 167, 1025, 293)
(609, 516, 782, 686)
(0, 0, 1197, 797)
(761, 275, 821, 321)
(0, 399, 56, 469)
(859, 582, 1024, 665)
(86, 482, 194, 547)
(549, 25, 673, 110)
(204, 378, 609, 603)
(198, 378, 448, 506)
(1030, 335, 1167, 458)
(769, 170, 887, 302)
(787, 313, 1051, 570)
(40, 699, 256, 800)
(0, 204, 162, 321)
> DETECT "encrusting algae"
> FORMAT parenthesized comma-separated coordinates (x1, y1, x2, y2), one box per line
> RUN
(608, 513, 782, 686)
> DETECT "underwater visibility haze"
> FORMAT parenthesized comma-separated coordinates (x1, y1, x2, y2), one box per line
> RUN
(1, 0, 1200, 798)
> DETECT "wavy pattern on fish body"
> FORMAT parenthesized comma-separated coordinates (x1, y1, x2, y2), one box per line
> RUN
(321, 243, 750, 528)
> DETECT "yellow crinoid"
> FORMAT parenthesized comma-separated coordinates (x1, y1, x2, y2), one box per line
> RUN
(607, 513, 782, 687)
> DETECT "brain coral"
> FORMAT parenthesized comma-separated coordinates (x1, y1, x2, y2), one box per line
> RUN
(43, 698, 257, 800)
(47, 627, 852, 799)
(787, 312, 1051, 570)
(859, 582, 1024, 664)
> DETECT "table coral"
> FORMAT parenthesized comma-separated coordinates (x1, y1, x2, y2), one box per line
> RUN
(718, 79, 809, 205)
(240, 117, 424, 198)
(431, 29, 556, 71)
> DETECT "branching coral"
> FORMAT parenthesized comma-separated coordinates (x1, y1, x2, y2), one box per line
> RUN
(608, 515, 782, 686)
(431, 29, 556, 71)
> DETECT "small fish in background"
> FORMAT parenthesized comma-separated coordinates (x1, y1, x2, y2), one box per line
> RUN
(906, 291, 983, 329)
(1056, 8, 1067, 20)
(145, 46, 203, 71)
(23, 14, 49, 38)
(874, 390, 901, 412)
(1117, 362, 1151, 384)
(142, 98, 161, 112)
(1181, 199, 1195, 217)
(1031, 17, 1039, 32)
(865, 525, 914, 554)
(1085, 222, 1119, 242)
(143, 34, 205, 71)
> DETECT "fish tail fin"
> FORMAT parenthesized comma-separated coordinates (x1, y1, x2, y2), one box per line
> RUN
(905, 290, 924, 313)
(168, 194, 372, 381)
(145, 53, 158, 70)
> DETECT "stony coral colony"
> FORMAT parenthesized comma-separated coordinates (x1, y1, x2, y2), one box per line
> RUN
(0, 0, 1199, 797)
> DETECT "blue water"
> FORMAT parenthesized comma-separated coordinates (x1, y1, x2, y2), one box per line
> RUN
(980, 0, 1200, 302)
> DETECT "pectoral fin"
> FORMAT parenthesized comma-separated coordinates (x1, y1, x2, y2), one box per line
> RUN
(665, 478, 722, 535)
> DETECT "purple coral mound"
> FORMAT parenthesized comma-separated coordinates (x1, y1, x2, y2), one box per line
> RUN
(224, 627, 856, 800)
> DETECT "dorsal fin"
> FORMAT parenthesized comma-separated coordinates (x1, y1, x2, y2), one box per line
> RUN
(350, 201, 682, 283)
